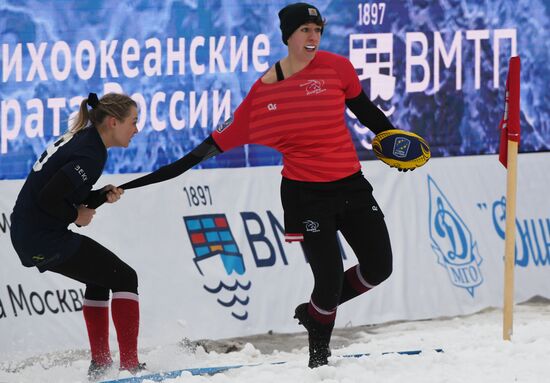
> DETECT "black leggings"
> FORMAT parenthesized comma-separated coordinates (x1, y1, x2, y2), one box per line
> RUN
(301, 203, 393, 310)
(47, 235, 138, 301)
(282, 173, 392, 311)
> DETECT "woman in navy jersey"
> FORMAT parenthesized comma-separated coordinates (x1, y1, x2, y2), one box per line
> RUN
(102, 2, 397, 369)
(10, 93, 144, 378)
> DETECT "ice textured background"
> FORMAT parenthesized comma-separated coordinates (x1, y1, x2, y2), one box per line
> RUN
(0, 0, 548, 179)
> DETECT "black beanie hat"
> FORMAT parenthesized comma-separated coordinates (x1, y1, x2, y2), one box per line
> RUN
(278, 3, 324, 45)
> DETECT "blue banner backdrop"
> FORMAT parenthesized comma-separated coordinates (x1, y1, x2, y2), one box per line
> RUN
(0, 0, 549, 180)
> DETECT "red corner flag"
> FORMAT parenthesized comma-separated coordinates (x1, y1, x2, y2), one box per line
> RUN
(498, 56, 521, 168)
(501, 56, 521, 341)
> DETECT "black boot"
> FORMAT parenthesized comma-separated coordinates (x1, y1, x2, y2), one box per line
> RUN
(87, 360, 113, 381)
(294, 303, 334, 368)
(122, 362, 147, 375)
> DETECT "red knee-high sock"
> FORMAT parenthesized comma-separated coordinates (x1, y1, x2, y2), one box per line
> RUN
(83, 299, 112, 365)
(308, 300, 336, 325)
(111, 292, 140, 370)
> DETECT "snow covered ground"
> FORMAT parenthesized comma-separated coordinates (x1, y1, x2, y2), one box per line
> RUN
(1, 300, 549, 383)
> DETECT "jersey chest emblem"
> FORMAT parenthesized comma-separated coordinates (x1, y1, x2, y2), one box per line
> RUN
(300, 79, 326, 95)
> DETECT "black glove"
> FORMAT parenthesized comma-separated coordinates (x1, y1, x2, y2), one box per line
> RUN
(396, 167, 415, 172)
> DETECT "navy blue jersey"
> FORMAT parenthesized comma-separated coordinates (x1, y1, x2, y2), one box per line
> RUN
(10, 126, 107, 270)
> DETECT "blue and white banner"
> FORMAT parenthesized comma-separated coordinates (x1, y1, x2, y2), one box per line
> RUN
(1, 153, 549, 358)
(1, 0, 550, 360)
(1, 0, 549, 180)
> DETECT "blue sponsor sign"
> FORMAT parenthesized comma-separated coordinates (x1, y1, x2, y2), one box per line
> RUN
(184, 214, 251, 321)
(1, 1, 548, 180)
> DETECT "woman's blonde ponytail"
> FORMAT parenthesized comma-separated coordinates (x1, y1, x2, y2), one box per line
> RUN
(66, 93, 136, 137)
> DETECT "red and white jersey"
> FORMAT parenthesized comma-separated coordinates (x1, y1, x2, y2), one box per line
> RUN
(212, 50, 363, 182)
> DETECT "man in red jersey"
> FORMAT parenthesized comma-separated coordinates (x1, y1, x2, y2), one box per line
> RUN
(96, 2, 398, 369)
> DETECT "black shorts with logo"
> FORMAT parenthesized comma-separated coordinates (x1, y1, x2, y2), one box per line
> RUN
(10, 212, 82, 272)
(281, 171, 383, 238)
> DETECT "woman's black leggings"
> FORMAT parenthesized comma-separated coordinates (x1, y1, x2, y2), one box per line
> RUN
(282, 172, 393, 312)
(47, 235, 138, 301)
(300, 201, 393, 310)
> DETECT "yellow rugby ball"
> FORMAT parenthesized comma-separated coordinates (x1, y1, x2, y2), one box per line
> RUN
(372, 129, 431, 170)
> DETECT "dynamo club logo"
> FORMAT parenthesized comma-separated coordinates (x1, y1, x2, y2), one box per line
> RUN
(184, 214, 251, 320)
(428, 176, 483, 297)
